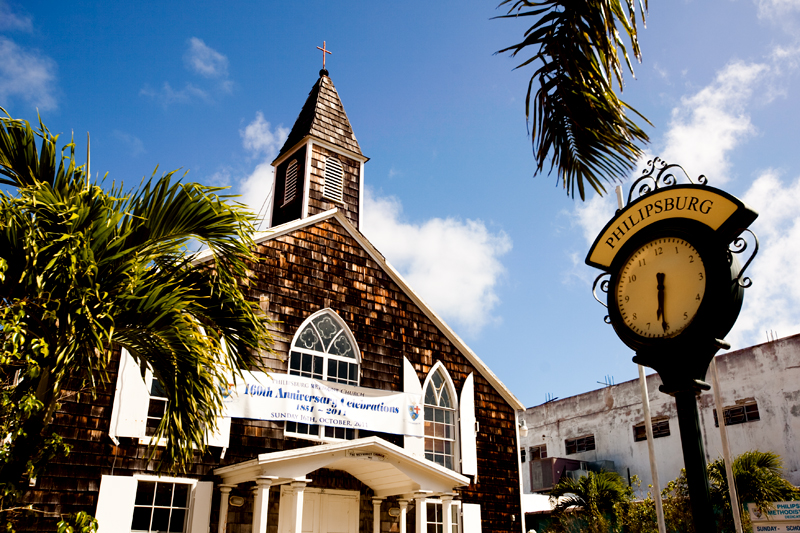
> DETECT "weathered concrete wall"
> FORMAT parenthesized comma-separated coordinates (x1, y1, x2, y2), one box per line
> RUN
(520, 334, 800, 494)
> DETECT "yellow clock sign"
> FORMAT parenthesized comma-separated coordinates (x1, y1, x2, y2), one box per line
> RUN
(586, 176, 757, 354)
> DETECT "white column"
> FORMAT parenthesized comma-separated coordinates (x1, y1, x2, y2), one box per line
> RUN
(414, 494, 428, 533)
(218, 485, 235, 533)
(289, 480, 307, 533)
(441, 495, 453, 533)
(398, 500, 409, 533)
(372, 498, 383, 533)
(251, 477, 273, 533)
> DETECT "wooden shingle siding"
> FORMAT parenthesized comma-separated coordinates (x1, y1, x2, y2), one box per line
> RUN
(15, 215, 520, 532)
(307, 144, 360, 228)
(277, 74, 362, 161)
(248, 218, 521, 530)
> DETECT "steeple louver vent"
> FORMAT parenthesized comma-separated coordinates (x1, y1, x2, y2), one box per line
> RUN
(323, 157, 344, 202)
(283, 160, 298, 206)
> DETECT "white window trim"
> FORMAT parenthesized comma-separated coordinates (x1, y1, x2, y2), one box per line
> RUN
(422, 361, 460, 471)
(284, 308, 362, 442)
(425, 498, 462, 533)
(95, 474, 212, 533)
(109, 349, 231, 449)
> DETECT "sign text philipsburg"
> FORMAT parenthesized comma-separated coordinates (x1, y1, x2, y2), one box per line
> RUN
(221, 372, 424, 437)
(586, 186, 744, 269)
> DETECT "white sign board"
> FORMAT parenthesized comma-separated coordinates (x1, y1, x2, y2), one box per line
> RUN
(221, 372, 424, 437)
(748, 502, 800, 532)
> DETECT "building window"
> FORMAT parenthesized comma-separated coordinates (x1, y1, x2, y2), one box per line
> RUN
(282, 159, 299, 206)
(426, 500, 461, 533)
(424, 365, 457, 470)
(145, 376, 168, 437)
(285, 309, 361, 441)
(633, 418, 671, 442)
(323, 156, 344, 202)
(714, 402, 760, 427)
(565, 435, 595, 455)
(132, 480, 189, 532)
(529, 444, 547, 461)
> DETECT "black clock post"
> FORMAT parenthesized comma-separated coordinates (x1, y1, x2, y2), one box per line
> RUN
(585, 159, 758, 532)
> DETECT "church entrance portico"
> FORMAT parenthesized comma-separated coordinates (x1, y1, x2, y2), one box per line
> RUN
(213, 437, 469, 533)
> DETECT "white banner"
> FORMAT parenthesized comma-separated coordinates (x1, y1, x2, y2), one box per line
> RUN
(221, 372, 424, 437)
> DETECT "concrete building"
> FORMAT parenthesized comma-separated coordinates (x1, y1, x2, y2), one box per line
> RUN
(518, 333, 800, 496)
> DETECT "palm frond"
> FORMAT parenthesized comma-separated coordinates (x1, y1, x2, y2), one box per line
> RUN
(496, 0, 652, 199)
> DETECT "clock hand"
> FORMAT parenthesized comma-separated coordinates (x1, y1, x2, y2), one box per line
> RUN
(656, 272, 667, 332)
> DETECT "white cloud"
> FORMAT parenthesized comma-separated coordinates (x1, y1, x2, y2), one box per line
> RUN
(660, 61, 767, 183)
(573, 193, 617, 246)
(362, 188, 512, 334)
(727, 171, 800, 348)
(0, 37, 57, 111)
(140, 82, 210, 107)
(112, 130, 145, 157)
(184, 37, 229, 79)
(0, 2, 32, 31)
(235, 112, 289, 218)
(241, 111, 290, 156)
(755, 0, 800, 21)
(143, 38, 233, 108)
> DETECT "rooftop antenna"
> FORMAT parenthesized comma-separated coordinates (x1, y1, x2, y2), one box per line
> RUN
(543, 393, 558, 404)
(597, 375, 614, 387)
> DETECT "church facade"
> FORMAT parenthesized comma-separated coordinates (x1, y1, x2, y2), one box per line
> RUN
(20, 69, 525, 533)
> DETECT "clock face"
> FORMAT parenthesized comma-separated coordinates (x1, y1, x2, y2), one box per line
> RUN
(616, 237, 706, 338)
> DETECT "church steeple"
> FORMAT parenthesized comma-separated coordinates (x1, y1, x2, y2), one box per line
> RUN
(269, 68, 367, 230)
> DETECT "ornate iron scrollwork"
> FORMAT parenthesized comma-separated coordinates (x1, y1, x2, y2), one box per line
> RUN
(729, 228, 759, 288)
(592, 272, 612, 324)
(626, 157, 708, 206)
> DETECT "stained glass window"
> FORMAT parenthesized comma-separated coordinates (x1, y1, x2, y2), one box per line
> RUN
(286, 309, 360, 441)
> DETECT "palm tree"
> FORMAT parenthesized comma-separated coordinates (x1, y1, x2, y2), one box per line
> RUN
(496, 0, 651, 200)
(708, 450, 800, 532)
(547, 470, 630, 532)
(0, 111, 272, 512)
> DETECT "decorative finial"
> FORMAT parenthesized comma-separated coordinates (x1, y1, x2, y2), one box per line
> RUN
(317, 41, 332, 72)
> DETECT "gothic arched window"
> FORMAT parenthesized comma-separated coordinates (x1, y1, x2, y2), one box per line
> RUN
(286, 309, 360, 440)
(423, 363, 458, 470)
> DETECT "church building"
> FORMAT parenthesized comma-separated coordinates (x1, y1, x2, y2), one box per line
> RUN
(21, 67, 525, 533)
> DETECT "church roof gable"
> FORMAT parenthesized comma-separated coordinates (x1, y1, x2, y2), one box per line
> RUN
(276, 73, 363, 161)
(251, 209, 525, 412)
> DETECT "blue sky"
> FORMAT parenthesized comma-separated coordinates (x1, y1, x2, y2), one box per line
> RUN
(4, 1, 800, 408)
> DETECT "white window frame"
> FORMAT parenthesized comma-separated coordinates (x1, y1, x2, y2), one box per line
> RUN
(108, 349, 231, 449)
(422, 362, 459, 471)
(425, 498, 462, 533)
(95, 474, 212, 533)
(322, 156, 344, 203)
(284, 308, 362, 442)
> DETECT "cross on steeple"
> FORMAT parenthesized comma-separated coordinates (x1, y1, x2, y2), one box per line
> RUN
(316, 41, 332, 70)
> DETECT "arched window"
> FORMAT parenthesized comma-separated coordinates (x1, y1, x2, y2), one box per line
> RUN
(322, 156, 344, 202)
(282, 159, 298, 206)
(423, 363, 458, 470)
(286, 309, 360, 440)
